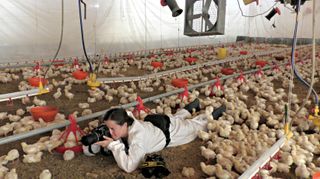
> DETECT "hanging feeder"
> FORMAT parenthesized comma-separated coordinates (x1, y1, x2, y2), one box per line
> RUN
(55, 114, 85, 153)
(73, 58, 80, 69)
(28, 77, 48, 87)
(104, 56, 109, 65)
(72, 70, 88, 80)
(133, 96, 151, 117)
(179, 86, 189, 101)
(151, 61, 163, 68)
(171, 78, 188, 88)
(30, 106, 58, 122)
(236, 71, 245, 83)
(209, 77, 224, 97)
(33, 62, 41, 72)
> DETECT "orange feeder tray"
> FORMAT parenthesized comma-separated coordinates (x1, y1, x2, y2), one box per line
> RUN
(30, 106, 58, 122)
(28, 77, 48, 87)
(184, 57, 197, 64)
(313, 172, 320, 179)
(151, 61, 163, 68)
(171, 78, 188, 88)
(255, 60, 268, 67)
(72, 70, 88, 80)
(221, 68, 234, 75)
(239, 51, 248, 55)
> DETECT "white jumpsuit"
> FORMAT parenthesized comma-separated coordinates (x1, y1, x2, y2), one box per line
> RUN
(83, 109, 208, 173)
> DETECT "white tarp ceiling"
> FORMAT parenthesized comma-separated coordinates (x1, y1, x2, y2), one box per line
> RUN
(0, 0, 318, 63)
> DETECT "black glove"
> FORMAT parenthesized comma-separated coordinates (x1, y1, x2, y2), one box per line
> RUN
(140, 154, 170, 178)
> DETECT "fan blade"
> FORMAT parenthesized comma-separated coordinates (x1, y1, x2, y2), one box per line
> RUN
(188, 13, 202, 20)
(203, 0, 212, 14)
(204, 17, 215, 30)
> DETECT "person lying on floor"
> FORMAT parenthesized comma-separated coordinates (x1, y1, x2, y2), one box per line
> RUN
(82, 98, 224, 173)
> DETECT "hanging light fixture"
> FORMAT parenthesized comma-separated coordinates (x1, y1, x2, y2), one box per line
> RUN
(265, 7, 281, 21)
(160, 0, 183, 17)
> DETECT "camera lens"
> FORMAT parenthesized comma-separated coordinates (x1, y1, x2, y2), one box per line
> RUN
(81, 133, 99, 146)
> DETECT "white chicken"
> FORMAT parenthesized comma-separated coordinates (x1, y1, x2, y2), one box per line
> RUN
(4, 168, 18, 179)
(200, 146, 216, 161)
(21, 142, 42, 154)
(53, 88, 62, 99)
(200, 162, 215, 176)
(23, 152, 43, 163)
(39, 169, 52, 179)
(4, 149, 19, 162)
(0, 112, 7, 120)
(198, 130, 211, 141)
(181, 167, 195, 178)
(63, 150, 75, 161)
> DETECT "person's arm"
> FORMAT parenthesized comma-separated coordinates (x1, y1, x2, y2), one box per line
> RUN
(174, 108, 191, 120)
(107, 140, 146, 173)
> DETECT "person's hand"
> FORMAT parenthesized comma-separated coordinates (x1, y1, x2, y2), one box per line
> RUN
(95, 136, 114, 148)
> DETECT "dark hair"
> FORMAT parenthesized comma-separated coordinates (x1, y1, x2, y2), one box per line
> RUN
(103, 108, 134, 126)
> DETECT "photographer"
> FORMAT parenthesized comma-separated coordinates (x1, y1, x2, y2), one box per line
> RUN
(82, 99, 215, 173)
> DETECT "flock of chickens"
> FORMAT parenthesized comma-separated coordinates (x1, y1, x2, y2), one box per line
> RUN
(0, 43, 319, 178)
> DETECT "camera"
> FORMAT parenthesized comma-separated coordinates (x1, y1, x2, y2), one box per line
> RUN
(81, 125, 111, 146)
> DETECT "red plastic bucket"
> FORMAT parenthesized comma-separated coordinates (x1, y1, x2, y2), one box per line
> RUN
(30, 106, 58, 122)
(28, 77, 48, 87)
(171, 78, 188, 88)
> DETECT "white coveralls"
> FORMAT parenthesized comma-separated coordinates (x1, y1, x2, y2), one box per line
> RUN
(83, 109, 208, 173)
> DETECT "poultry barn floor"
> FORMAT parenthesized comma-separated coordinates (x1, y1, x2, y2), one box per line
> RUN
(0, 44, 319, 178)
(0, 78, 318, 179)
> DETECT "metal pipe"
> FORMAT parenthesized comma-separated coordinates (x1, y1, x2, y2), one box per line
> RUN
(238, 135, 286, 179)
(0, 89, 40, 102)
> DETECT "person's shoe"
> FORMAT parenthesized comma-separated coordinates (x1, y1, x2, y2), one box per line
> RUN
(212, 104, 226, 120)
(184, 98, 200, 114)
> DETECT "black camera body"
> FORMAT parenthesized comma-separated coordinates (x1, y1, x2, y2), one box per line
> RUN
(81, 125, 111, 146)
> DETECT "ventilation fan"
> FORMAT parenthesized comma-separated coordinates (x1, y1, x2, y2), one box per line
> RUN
(184, 0, 226, 36)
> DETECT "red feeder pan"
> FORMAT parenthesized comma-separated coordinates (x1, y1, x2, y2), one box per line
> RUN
(255, 60, 268, 67)
(55, 145, 83, 153)
(239, 51, 248, 55)
(171, 78, 188, 88)
(221, 68, 234, 75)
(28, 77, 48, 87)
(151, 61, 163, 68)
(72, 70, 88, 80)
(184, 57, 197, 64)
(30, 106, 58, 122)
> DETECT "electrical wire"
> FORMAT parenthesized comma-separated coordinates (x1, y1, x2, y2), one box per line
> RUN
(78, 0, 94, 73)
(293, 0, 318, 119)
(288, 0, 319, 127)
(286, 0, 301, 126)
(236, 0, 278, 18)
(44, 0, 64, 78)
